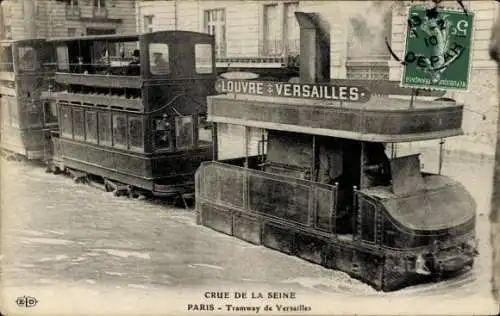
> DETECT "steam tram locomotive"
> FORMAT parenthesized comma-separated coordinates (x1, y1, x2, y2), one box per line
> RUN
(195, 12, 478, 291)
(0, 38, 57, 160)
(46, 31, 216, 198)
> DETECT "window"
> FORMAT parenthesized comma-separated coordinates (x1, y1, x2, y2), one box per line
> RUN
(18, 46, 38, 71)
(198, 115, 212, 147)
(56, 46, 69, 71)
(176, 116, 194, 149)
(94, 0, 105, 8)
(360, 199, 376, 243)
(43, 101, 58, 124)
(149, 43, 169, 75)
(67, 28, 76, 37)
(128, 116, 143, 151)
(85, 111, 98, 143)
(284, 2, 300, 55)
(144, 15, 154, 33)
(217, 123, 245, 160)
(346, 5, 391, 80)
(195, 44, 213, 74)
(93, 0, 106, 17)
(98, 112, 111, 146)
(73, 109, 85, 140)
(204, 9, 226, 57)
(61, 107, 72, 138)
(66, 0, 80, 18)
(263, 4, 279, 56)
(112, 113, 127, 148)
(153, 115, 172, 150)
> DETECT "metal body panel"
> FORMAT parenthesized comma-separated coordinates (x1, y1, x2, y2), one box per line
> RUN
(196, 161, 477, 291)
(55, 138, 211, 194)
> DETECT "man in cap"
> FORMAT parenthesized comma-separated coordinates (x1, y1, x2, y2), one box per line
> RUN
(127, 49, 140, 76)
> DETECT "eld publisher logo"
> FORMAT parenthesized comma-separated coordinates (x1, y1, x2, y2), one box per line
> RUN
(16, 296, 38, 308)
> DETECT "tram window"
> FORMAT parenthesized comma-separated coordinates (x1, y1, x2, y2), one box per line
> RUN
(43, 102, 58, 124)
(57, 46, 70, 71)
(61, 107, 72, 138)
(73, 109, 85, 141)
(98, 112, 112, 146)
(18, 46, 38, 71)
(149, 43, 169, 75)
(153, 115, 172, 151)
(112, 113, 127, 149)
(198, 115, 212, 147)
(176, 116, 194, 149)
(195, 44, 213, 74)
(85, 111, 98, 143)
(128, 116, 143, 151)
(360, 199, 376, 243)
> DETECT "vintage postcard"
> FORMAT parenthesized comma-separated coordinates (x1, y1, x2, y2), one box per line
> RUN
(0, 0, 499, 315)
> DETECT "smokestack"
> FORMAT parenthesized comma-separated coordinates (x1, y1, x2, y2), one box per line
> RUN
(23, 0, 37, 39)
(294, 12, 330, 84)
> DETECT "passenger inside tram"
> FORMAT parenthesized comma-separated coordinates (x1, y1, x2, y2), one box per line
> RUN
(362, 142, 391, 187)
(151, 52, 169, 74)
(126, 49, 140, 76)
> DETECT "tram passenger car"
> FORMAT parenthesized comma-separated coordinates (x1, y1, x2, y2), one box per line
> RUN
(195, 12, 478, 291)
(0, 38, 57, 159)
(47, 31, 216, 197)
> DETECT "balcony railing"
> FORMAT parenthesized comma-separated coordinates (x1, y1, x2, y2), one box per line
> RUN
(260, 39, 300, 57)
(215, 39, 300, 68)
(346, 57, 391, 80)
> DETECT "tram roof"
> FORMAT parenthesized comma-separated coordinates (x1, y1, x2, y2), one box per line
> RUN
(207, 94, 465, 143)
(47, 30, 212, 43)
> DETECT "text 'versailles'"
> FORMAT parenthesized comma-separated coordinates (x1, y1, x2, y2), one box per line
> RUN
(216, 79, 371, 103)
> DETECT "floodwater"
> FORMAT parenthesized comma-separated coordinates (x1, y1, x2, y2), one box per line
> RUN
(0, 147, 498, 315)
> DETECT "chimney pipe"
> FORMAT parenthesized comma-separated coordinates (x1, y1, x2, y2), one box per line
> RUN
(294, 12, 330, 84)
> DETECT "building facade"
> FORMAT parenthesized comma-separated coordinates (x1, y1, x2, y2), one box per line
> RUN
(136, 0, 499, 151)
(0, 0, 136, 40)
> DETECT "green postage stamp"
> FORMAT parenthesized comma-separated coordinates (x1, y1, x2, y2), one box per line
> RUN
(401, 6, 474, 91)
